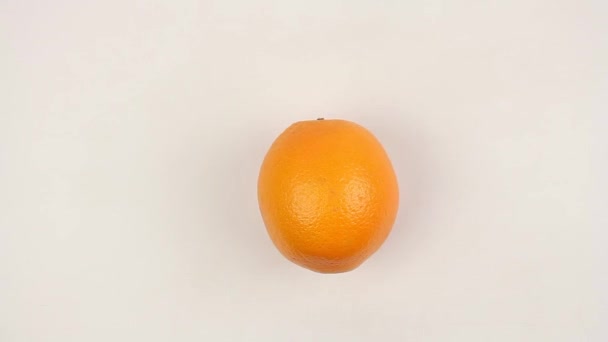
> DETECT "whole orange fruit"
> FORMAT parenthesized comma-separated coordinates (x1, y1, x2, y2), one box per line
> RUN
(257, 119, 399, 273)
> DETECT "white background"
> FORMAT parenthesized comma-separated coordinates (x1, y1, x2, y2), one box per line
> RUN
(1, 0, 606, 341)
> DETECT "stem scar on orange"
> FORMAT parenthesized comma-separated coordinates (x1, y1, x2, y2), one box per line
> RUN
(257, 118, 399, 273)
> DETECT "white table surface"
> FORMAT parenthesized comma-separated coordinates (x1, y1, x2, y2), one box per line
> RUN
(1, 1, 606, 341)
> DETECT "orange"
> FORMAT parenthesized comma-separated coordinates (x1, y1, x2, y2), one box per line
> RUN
(257, 118, 399, 273)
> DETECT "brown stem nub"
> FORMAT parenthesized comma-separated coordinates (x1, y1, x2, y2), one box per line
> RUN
(317, 117, 325, 120)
